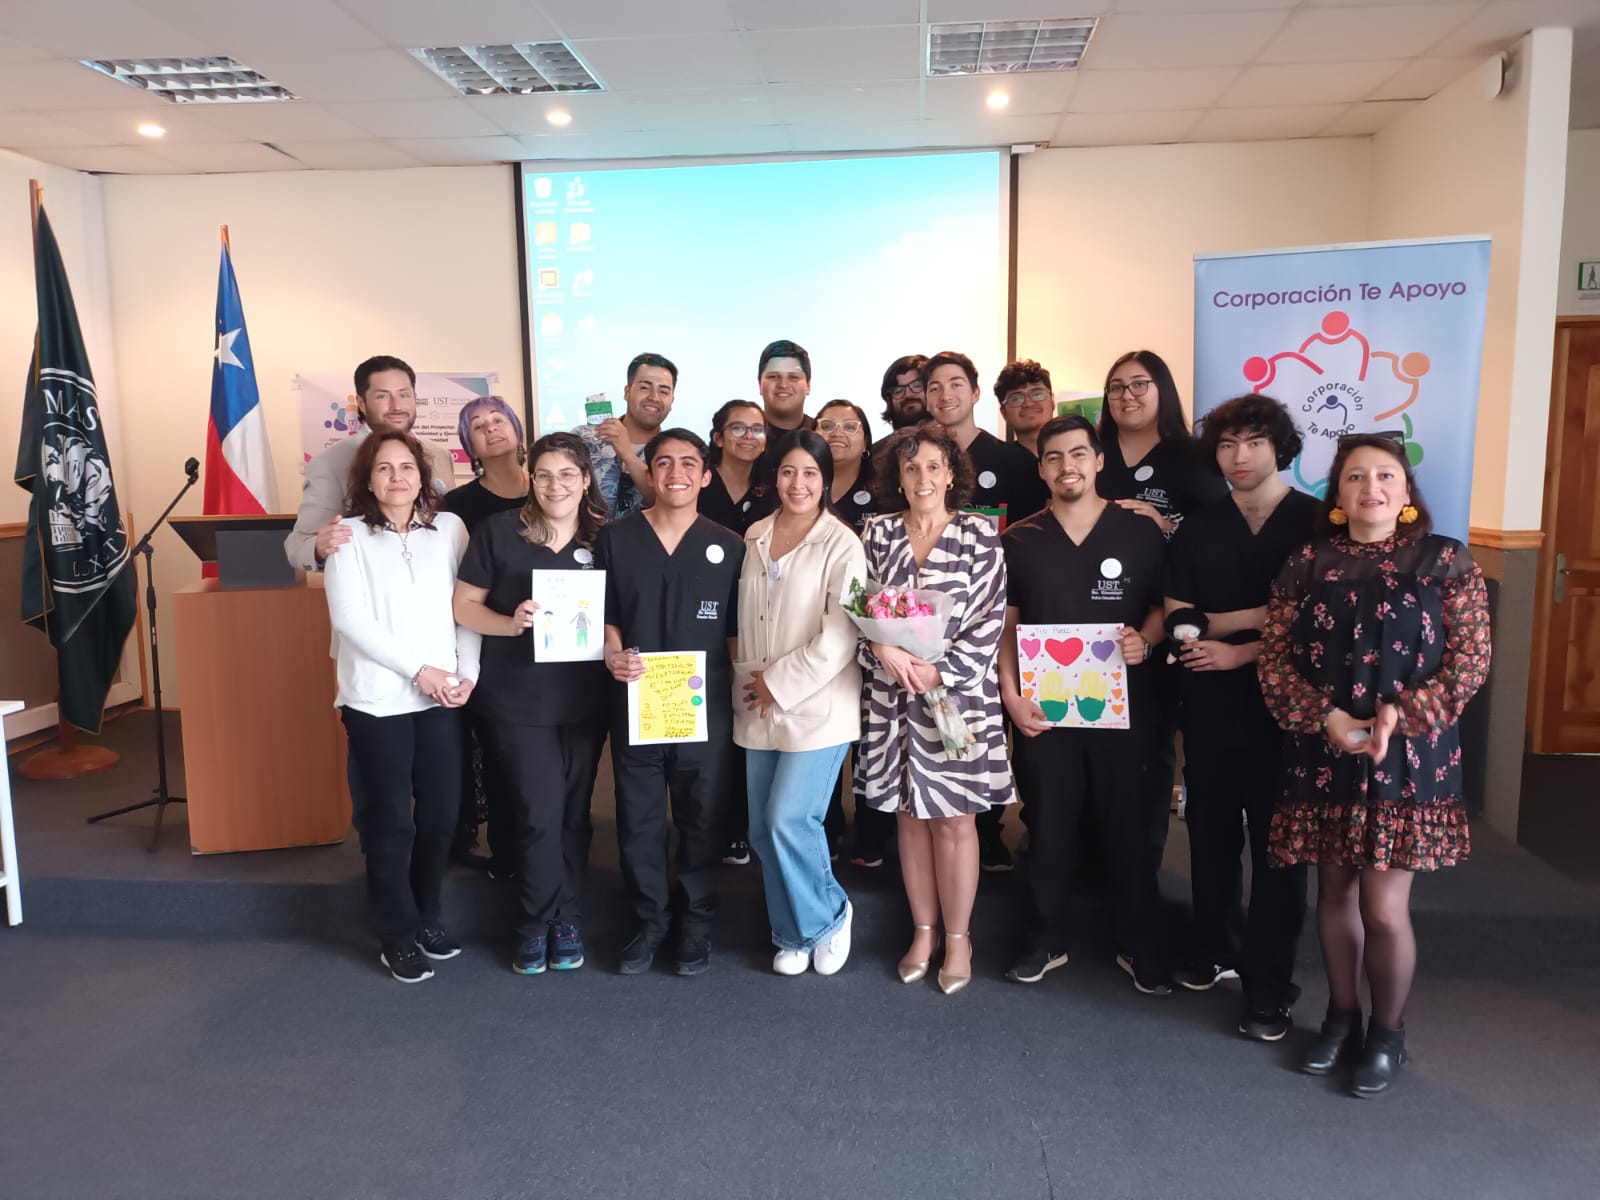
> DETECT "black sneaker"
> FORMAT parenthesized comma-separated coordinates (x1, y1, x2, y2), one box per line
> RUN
(721, 840, 751, 866)
(512, 935, 547, 975)
(1174, 961, 1238, 991)
(1116, 953, 1173, 996)
(380, 941, 434, 984)
(1005, 946, 1070, 984)
(1239, 1004, 1293, 1042)
(417, 926, 462, 961)
(848, 851, 885, 869)
(488, 861, 519, 882)
(675, 933, 712, 976)
(979, 831, 1014, 873)
(618, 930, 660, 975)
(548, 922, 584, 970)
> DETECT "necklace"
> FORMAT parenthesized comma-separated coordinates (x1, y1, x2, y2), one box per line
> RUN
(393, 521, 415, 581)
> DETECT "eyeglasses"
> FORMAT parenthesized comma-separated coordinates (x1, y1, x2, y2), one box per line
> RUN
(1105, 378, 1155, 400)
(724, 422, 767, 439)
(1001, 387, 1052, 407)
(816, 419, 863, 435)
(534, 468, 584, 487)
(889, 383, 925, 399)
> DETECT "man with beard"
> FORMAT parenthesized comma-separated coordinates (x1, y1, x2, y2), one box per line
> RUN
(574, 351, 677, 519)
(286, 355, 456, 571)
(877, 353, 929, 433)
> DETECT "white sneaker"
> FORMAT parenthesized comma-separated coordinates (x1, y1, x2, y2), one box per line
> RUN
(811, 901, 853, 976)
(772, 948, 809, 976)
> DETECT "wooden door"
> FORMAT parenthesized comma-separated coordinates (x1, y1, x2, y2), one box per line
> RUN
(1529, 319, 1600, 752)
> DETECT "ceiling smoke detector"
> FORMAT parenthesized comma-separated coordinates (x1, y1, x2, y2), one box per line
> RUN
(81, 56, 296, 103)
(411, 43, 604, 95)
(928, 18, 1099, 76)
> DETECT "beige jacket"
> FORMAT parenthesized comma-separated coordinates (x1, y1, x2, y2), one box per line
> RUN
(732, 511, 867, 753)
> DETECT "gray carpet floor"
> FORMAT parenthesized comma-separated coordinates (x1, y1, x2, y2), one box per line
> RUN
(2, 713, 1598, 1200)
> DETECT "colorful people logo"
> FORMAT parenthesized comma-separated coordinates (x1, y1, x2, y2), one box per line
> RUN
(322, 394, 362, 436)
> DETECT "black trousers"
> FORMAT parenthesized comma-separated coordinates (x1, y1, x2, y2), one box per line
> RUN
(610, 729, 733, 939)
(1182, 708, 1308, 1009)
(723, 746, 750, 845)
(454, 711, 516, 867)
(342, 705, 463, 943)
(1141, 659, 1180, 874)
(1012, 726, 1161, 962)
(826, 745, 894, 854)
(481, 717, 607, 940)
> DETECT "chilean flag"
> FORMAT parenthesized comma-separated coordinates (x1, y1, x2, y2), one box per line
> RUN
(203, 230, 278, 521)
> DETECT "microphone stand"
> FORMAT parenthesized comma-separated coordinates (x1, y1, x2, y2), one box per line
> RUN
(87, 456, 201, 852)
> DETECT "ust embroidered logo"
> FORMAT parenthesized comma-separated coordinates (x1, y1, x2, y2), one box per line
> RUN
(696, 600, 719, 621)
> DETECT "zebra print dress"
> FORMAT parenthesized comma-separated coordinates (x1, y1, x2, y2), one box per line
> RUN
(854, 512, 1018, 819)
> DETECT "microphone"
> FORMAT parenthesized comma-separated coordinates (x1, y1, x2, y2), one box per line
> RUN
(184, 457, 200, 483)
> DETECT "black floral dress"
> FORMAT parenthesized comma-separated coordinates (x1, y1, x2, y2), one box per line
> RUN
(1258, 533, 1491, 871)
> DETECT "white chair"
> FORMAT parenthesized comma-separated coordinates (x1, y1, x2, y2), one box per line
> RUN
(0, 700, 23, 926)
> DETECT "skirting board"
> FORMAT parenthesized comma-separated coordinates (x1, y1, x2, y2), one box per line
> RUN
(2, 682, 143, 743)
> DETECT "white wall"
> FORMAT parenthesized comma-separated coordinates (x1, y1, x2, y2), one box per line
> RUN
(99, 165, 525, 706)
(1557, 128, 1600, 314)
(1015, 138, 1374, 411)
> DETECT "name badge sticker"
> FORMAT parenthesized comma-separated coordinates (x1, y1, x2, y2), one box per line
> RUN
(706, 544, 725, 565)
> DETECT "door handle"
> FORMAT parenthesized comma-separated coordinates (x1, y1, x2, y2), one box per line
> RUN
(1554, 552, 1568, 604)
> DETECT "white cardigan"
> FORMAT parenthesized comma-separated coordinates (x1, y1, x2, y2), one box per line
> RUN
(732, 511, 867, 753)
(323, 512, 481, 717)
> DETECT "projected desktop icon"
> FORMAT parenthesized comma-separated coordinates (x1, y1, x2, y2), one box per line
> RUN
(567, 177, 585, 201)
(541, 313, 564, 338)
(533, 177, 553, 200)
(568, 222, 591, 246)
(575, 315, 596, 335)
(572, 269, 594, 293)
(535, 222, 558, 245)
(538, 268, 560, 290)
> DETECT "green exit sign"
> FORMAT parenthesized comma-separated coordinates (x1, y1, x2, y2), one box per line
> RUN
(1579, 261, 1600, 292)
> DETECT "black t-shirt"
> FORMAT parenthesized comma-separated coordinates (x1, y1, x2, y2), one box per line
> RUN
(1098, 433, 1228, 531)
(594, 512, 745, 727)
(440, 478, 527, 533)
(1164, 487, 1319, 717)
(831, 470, 881, 535)
(966, 429, 1050, 529)
(700, 468, 775, 537)
(755, 414, 817, 489)
(456, 509, 608, 728)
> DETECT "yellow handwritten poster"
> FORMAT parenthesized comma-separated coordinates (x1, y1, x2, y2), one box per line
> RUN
(626, 651, 709, 746)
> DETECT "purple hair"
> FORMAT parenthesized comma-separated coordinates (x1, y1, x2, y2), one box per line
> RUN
(456, 395, 525, 469)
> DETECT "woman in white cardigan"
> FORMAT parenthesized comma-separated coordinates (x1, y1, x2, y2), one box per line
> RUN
(734, 429, 869, 977)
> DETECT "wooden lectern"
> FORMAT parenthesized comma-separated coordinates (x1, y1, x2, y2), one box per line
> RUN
(171, 517, 350, 853)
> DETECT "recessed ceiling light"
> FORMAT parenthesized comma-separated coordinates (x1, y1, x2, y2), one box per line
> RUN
(546, 108, 573, 127)
(136, 122, 166, 138)
(986, 90, 1010, 111)
(411, 43, 604, 95)
(929, 18, 1099, 76)
(82, 56, 296, 103)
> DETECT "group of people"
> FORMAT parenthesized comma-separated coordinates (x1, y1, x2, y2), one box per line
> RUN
(284, 340, 1490, 1099)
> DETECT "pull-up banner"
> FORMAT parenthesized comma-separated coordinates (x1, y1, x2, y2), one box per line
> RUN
(1193, 236, 1491, 541)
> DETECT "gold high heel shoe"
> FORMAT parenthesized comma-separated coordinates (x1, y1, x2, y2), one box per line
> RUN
(938, 930, 971, 995)
(898, 924, 941, 984)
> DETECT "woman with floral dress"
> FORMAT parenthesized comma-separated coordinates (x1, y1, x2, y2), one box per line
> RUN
(856, 424, 1017, 994)
(1258, 434, 1491, 1096)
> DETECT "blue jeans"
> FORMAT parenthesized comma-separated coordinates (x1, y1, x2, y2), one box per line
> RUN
(746, 744, 852, 951)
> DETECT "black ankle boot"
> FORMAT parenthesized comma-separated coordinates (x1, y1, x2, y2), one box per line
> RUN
(1351, 1024, 1407, 1097)
(1301, 1006, 1363, 1075)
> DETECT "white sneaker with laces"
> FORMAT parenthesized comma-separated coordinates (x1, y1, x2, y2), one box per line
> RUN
(773, 948, 809, 976)
(811, 901, 853, 976)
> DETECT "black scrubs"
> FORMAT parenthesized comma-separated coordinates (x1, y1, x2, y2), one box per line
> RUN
(441, 479, 529, 867)
(458, 511, 608, 941)
(1002, 504, 1166, 962)
(966, 429, 1051, 530)
(596, 512, 745, 941)
(1098, 432, 1230, 872)
(1166, 488, 1317, 1010)
(700, 468, 775, 538)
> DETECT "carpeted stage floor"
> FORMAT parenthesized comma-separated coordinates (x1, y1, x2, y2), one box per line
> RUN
(2, 712, 1598, 1200)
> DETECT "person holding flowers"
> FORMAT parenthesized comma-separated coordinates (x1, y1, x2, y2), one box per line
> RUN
(854, 424, 1016, 995)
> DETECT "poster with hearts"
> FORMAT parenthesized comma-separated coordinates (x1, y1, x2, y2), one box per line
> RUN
(1015, 623, 1130, 730)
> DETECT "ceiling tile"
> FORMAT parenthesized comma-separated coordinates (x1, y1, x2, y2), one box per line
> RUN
(0, 34, 52, 63)
(244, 48, 455, 102)
(155, 142, 305, 172)
(917, 113, 1061, 144)
(1, 1, 209, 59)
(473, 87, 779, 134)
(926, 0, 1112, 19)
(518, 131, 672, 160)
(1570, 93, 1600, 129)
(184, 102, 376, 142)
(135, 0, 385, 53)
(623, 125, 791, 157)
(1258, 4, 1483, 65)
(1428, 0, 1600, 56)
(1069, 66, 1240, 113)
(729, 0, 921, 30)
(0, 111, 108, 148)
(386, 134, 528, 164)
(743, 26, 921, 83)
(1368, 56, 1479, 100)
(764, 81, 920, 124)
(324, 98, 506, 139)
(1050, 109, 1200, 146)
(782, 120, 929, 153)
(573, 34, 765, 89)
(922, 72, 1077, 120)
(1187, 103, 1353, 142)
(334, 0, 561, 46)
(49, 106, 240, 145)
(1319, 100, 1423, 136)
(27, 145, 180, 173)
(1085, 11, 1292, 70)
(272, 140, 423, 169)
(1218, 60, 1410, 108)
(0, 61, 171, 110)
(539, 0, 736, 41)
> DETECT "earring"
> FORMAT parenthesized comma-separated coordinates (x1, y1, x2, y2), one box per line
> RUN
(1328, 506, 1348, 526)
(1399, 504, 1419, 524)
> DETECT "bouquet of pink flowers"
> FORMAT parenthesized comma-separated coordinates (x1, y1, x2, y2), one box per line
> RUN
(842, 577, 976, 760)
